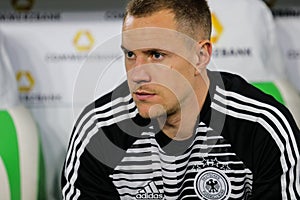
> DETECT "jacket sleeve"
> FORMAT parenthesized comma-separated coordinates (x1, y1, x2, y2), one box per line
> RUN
(250, 118, 300, 200)
(60, 102, 122, 200)
(61, 147, 120, 200)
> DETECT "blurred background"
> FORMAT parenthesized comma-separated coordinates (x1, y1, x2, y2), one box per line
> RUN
(0, 0, 300, 199)
(0, 0, 299, 11)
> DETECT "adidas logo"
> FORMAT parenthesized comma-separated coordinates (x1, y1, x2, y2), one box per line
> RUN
(136, 181, 164, 199)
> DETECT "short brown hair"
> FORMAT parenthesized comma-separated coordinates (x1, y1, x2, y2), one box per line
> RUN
(124, 0, 212, 40)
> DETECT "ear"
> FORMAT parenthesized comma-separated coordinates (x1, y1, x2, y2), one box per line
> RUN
(194, 40, 212, 75)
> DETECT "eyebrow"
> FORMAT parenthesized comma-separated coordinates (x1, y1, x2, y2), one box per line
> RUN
(120, 45, 166, 54)
(120, 45, 128, 52)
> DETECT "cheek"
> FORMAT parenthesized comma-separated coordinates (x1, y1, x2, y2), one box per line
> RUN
(162, 70, 193, 95)
(160, 88, 180, 105)
(125, 60, 133, 72)
(163, 73, 195, 105)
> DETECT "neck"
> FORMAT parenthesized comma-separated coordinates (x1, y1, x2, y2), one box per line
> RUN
(159, 110, 198, 141)
(159, 83, 209, 140)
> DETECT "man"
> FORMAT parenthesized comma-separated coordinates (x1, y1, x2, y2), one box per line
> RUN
(61, 0, 300, 199)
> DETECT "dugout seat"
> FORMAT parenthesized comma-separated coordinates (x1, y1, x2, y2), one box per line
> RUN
(0, 34, 46, 200)
(207, 0, 300, 126)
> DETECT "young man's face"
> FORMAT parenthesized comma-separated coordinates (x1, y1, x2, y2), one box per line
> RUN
(122, 10, 205, 119)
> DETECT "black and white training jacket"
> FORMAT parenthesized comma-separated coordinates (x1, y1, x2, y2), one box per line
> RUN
(61, 70, 300, 200)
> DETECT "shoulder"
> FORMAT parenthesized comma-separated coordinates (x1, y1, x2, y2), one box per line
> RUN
(68, 81, 140, 158)
(208, 70, 300, 147)
(80, 80, 133, 119)
(68, 80, 152, 160)
(209, 70, 299, 133)
(208, 70, 300, 171)
(74, 80, 136, 131)
(209, 70, 292, 115)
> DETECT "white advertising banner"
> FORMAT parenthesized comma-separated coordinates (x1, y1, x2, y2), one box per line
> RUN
(207, 0, 285, 82)
(1, 13, 125, 108)
(274, 8, 300, 93)
(0, 11, 126, 199)
(207, 1, 300, 124)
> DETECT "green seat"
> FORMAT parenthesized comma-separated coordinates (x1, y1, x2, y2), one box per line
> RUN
(251, 81, 285, 105)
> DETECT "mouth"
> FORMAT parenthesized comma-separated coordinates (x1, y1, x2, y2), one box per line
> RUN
(133, 90, 156, 101)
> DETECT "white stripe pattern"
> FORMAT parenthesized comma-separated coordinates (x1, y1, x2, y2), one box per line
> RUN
(213, 86, 300, 199)
(62, 79, 300, 200)
(111, 124, 253, 199)
(62, 93, 137, 199)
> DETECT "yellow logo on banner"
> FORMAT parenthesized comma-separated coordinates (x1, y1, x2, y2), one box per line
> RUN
(16, 71, 35, 93)
(11, 0, 35, 12)
(73, 31, 95, 52)
(211, 13, 223, 44)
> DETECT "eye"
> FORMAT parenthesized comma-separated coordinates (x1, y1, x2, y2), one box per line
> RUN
(125, 51, 135, 59)
(151, 51, 165, 60)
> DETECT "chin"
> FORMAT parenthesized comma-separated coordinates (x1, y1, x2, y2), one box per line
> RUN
(138, 112, 151, 119)
(137, 105, 167, 119)
(137, 108, 152, 119)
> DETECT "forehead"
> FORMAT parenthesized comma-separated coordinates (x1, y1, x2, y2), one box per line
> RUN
(122, 12, 197, 57)
(122, 28, 194, 52)
(123, 10, 177, 31)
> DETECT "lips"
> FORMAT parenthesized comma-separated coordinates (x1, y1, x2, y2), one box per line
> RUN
(134, 90, 156, 101)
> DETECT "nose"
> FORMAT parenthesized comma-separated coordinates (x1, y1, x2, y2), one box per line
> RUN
(130, 66, 151, 84)
(128, 56, 151, 84)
